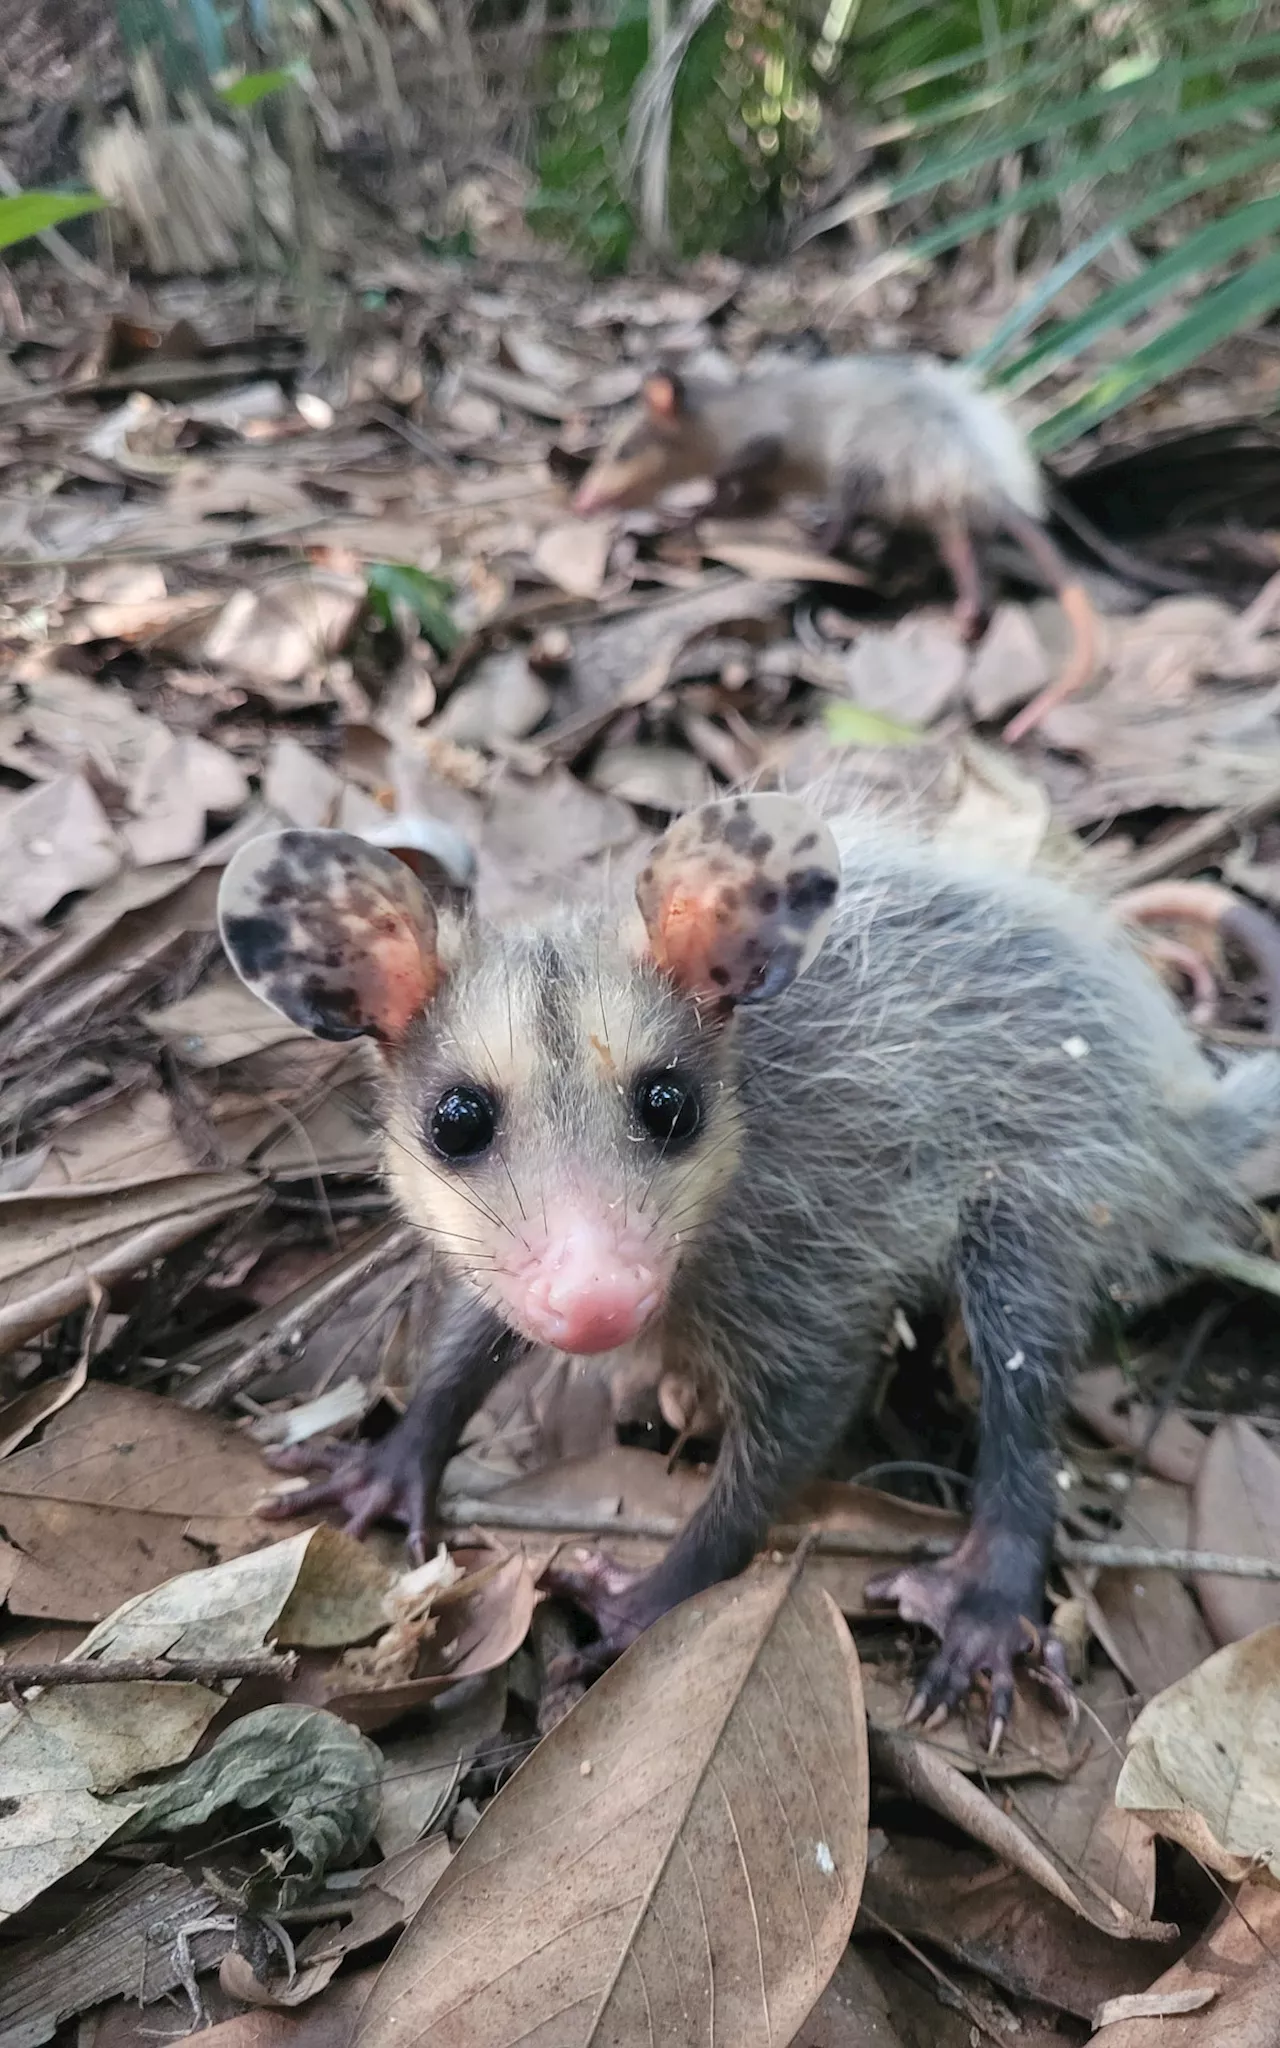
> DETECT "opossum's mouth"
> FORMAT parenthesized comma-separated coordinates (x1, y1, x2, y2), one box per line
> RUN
(489, 1211, 667, 1355)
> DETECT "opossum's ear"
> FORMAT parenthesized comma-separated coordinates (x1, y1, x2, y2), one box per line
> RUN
(637, 795, 840, 1005)
(642, 371, 685, 424)
(218, 829, 441, 1045)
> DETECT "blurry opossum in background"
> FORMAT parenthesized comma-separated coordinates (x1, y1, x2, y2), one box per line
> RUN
(219, 786, 1280, 1748)
(572, 352, 1099, 743)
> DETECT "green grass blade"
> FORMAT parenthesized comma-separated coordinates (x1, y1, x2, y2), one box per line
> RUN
(841, 73, 1280, 253)
(1033, 248, 1280, 453)
(801, 55, 1280, 242)
(217, 65, 302, 109)
(0, 190, 104, 252)
(1002, 190, 1280, 392)
(968, 132, 1280, 374)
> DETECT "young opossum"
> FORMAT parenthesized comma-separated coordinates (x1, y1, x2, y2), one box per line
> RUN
(218, 795, 1280, 1748)
(572, 354, 1097, 744)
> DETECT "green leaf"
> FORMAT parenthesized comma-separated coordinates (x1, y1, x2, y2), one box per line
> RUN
(968, 132, 1280, 375)
(825, 701, 921, 747)
(826, 52, 1280, 232)
(217, 63, 303, 108)
(1001, 190, 1280, 393)
(1033, 248, 1280, 454)
(857, 71, 1280, 260)
(366, 563, 460, 654)
(0, 190, 104, 252)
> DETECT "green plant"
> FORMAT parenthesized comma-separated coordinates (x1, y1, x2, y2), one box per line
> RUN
(813, 0, 1280, 447)
(531, 0, 824, 268)
(366, 564, 460, 655)
(0, 192, 104, 253)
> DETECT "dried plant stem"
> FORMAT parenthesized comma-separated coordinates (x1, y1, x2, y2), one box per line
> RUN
(439, 1496, 1280, 1578)
(2, 1653, 296, 1691)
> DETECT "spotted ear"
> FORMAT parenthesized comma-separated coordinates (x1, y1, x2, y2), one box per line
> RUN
(636, 795, 840, 1005)
(218, 829, 441, 1044)
(642, 371, 685, 424)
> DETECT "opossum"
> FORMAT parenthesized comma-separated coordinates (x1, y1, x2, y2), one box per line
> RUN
(572, 354, 1097, 744)
(218, 792, 1280, 1747)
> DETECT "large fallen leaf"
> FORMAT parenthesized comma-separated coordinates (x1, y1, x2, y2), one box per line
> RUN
(871, 1727, 1172, 1940)
(860, 1834, 1169, 2022)
(355, 1561, 868, 2048)
(1011, 1667, 1156, 1926)
(1115, 1622, 1280, 1882)
(201, 570, 365, 690)
(1191, 1417, 1280, 1645)
(1086, 1884, 1280, 2047)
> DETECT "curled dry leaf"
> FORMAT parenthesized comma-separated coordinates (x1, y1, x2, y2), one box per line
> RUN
(1191, 1417, 1280, 1645)
(1083, 1884, 1280, 2048)
(870, 1727, 1173, 1940)
(1115, 1621, 1280, 1883)
(355, 1562, 868, 2048)
(1085, 1475, 1215, 1698)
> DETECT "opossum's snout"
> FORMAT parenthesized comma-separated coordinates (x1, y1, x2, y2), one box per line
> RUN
(494, 1207, 665, 1354)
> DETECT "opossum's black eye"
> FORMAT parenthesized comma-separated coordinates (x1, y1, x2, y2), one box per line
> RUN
(430, 1085, 497, 1160)
(634, 1070, 702, 1149)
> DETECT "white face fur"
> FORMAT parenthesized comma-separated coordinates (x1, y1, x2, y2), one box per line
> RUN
(217, 796, 842, 1354)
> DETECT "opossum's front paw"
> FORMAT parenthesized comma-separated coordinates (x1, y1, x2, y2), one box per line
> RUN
(866, 1550, 1073, 1754)
(262, 1429, 431, 1561)
(539, 1551, 661, 1684)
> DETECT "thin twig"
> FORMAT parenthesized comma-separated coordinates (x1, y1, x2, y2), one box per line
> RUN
(2, 1652, 297, 1690)
(436, 1498, 1280, 1578)
(857, 1903, 1009, 2047)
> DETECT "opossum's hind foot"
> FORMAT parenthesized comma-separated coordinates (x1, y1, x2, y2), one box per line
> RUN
(539, 1549, 655, 1684)
(866, 1548, 1074, 1754)
(261, 1430, 431, 1562)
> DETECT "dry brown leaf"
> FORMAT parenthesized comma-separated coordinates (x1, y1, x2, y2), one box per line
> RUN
(859, 1665, 1073, 1780)
(219, 1951, 344, 2010)
(123, 729, 250, 865)
(0, 1353, 89, 1459)
(1094, 1988, 1217, 2029)
(0, 773, 123, 929)
(0, 1173, 259, 1352)
(354, 1561, 868, 2048)
(1011, 1667, 1156, 1926)
(1087, 1475, 1215, 1697)
(67, 587, 221, 649)
(860, 1834, 1169, 2022)
(144, 969, 306, 1065)
(590, 741, 713, 813)
(201, 571, 365, 690)
(703, 539, 870, 587)
(329, 1837, 454, 1957)
(1115, 1622, 1280, 1883)
(965, 604, 1053, 721)
(262, 734, 345, 826)
(1192, 1418, 1280, 1644)
(1070, 1366, 1206, 1485)
(431, 653, 553, 748)
(842, 616, 969, 726)
(870, 1727, 1173, 1939)
(376, 1668, 508, 1853)
(531, 517, 614, 597)
(319, 1550, 537, 1727)
(1083, 1884, 1280, 2047)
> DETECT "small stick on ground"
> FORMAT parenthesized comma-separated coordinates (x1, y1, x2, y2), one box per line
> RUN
(437, 1498, 1280, 1578)
(1, 1652, 297, 1691)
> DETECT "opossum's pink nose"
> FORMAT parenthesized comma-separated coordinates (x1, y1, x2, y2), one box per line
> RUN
(506, 1220, 661, 1355)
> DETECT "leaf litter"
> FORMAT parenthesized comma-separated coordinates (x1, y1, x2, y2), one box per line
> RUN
(5, 212, 1280, 2048)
